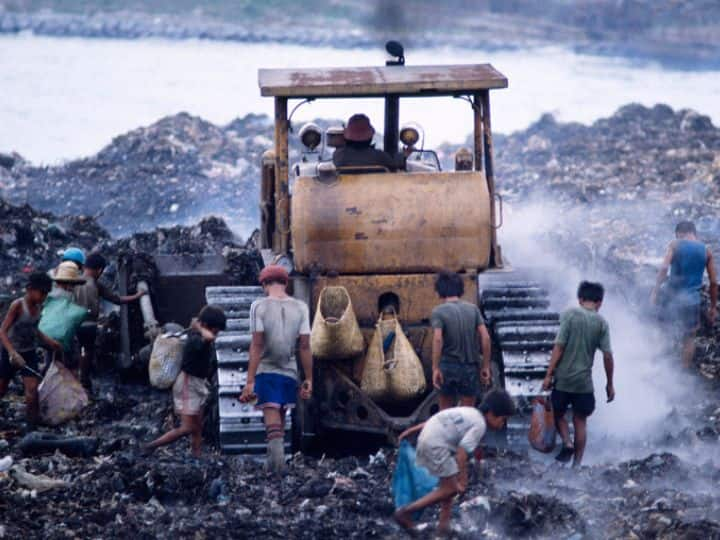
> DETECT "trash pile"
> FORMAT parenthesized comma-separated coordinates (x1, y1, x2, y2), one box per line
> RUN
(0, 198, 261, 297)
(493, 103, 720, 273)
(0, 198, 111, 294)
(2, 113, 272, 236)
(1, 103, 720, 537)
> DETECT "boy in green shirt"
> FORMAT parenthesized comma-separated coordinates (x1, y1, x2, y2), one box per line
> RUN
(542, 281, 615, 466)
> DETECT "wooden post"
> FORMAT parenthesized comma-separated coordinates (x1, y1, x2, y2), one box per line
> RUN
(480, 90, 501, 267)
(473, 93, 483, 172)
(274, 97, 290, 254)
(260, 150, 276, 250)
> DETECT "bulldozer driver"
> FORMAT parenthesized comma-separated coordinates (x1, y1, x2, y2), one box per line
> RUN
(332, 114, 412, 172)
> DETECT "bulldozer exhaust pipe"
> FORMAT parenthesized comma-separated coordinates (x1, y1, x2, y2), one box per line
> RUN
(137, 281, 160, 340)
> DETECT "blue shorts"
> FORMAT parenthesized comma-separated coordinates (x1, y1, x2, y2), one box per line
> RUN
(255, 373, 297, 410)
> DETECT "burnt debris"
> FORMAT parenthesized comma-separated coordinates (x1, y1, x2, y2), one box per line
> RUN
(1, 103, 720, 538)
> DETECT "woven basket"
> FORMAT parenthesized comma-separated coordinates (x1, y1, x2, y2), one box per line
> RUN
(361, 311, 426, 402)
(311, 286, 364, 361)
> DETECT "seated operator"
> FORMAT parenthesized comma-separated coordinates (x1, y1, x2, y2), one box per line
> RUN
(333, 114, 411, 172)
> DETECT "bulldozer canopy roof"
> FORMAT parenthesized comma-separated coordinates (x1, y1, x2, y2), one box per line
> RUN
(258, 64, 508, 98)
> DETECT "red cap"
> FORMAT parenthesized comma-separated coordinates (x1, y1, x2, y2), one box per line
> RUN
(344, 114, 375, 142)
(259, 265, 289, 285)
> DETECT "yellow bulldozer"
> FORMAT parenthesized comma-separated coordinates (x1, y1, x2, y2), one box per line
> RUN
(206, 43, 560, 453)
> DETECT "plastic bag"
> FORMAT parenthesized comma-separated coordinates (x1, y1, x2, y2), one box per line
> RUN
(393, 440, 438, 518)
(310, 286, 364, 361)
(38, 296, 87, 352)
(148, 331, 186, 389)
(361, 311, 426, 402)
(528, 396, 557, 453)
(38, 360, 89, 425)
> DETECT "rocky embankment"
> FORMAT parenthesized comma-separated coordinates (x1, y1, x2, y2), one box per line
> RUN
(2, 1, 720, 67)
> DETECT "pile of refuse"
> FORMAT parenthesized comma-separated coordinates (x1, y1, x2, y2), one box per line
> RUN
(1, 113, 271, 236)
(1, 102, 720, 537)
(0, 197, 261, 297)
(493, 103, 720, 276)
(0, 199, 111, 295)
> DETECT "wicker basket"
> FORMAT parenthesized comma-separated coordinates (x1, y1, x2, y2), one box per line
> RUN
(311, 286, 364, 361)
(361, 311, 426, 402)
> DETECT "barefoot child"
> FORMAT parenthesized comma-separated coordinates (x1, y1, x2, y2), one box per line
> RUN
(0, 272, 62, 424)
(394, 389, 517, 535)
(144, 305, 226, 457)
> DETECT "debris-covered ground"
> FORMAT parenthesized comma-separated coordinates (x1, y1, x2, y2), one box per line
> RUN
(0, 113, 270, 236)
(1, 103, 720, 538)
(0, 371, 718, 539)
(3, 102, 719, 251)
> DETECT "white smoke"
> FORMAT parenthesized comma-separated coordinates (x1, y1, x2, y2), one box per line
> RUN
(498, 199, 698, 462)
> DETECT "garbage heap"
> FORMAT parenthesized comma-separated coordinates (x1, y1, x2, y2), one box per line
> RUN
(1, 113, 271, 237)
(0, 198, 262, 298)
(493, 103, 720, 282)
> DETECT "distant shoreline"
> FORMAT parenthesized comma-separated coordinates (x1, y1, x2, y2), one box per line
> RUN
(1, 8, 720, 71)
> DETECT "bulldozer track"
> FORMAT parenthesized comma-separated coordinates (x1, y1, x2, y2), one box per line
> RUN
(478, 272, 561, 444)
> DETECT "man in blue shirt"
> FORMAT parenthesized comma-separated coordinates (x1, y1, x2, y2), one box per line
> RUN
(651, 221, 717, 368)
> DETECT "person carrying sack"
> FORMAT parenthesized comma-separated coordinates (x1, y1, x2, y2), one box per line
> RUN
(542, 281, 615, 467)
(430, 271, 492, 410)
(0, 272, 62, 425)
(40, 261, 88, 371)
(143, 306, 227, 457)
(393, 390, 517, 535)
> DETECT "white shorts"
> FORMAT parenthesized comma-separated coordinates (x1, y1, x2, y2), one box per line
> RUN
(172, 371, 209, 416)
(415, 443, 458, 478)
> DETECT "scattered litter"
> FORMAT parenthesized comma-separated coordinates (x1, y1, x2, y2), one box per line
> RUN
(9, 465, 70, 492)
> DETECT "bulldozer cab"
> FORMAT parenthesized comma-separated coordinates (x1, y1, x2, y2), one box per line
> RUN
(258, 58, 508, 269)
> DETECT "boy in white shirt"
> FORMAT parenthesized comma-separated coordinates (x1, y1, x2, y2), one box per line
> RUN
(394, 389, 516, 535)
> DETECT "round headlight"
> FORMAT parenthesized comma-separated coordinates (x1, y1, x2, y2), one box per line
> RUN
(399, 125, 420, 147)
(299, 123, 322, 150)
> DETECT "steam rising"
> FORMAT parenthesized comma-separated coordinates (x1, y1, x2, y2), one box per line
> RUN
(499, 199, 699, 462)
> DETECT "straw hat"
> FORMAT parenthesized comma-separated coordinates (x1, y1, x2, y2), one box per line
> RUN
(52, 261, 86, 284)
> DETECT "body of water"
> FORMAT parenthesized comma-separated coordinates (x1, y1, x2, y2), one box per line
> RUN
(2, 33, 720, 164)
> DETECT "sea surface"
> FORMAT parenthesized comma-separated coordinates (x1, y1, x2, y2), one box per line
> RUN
(2, 33, 720, 164)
